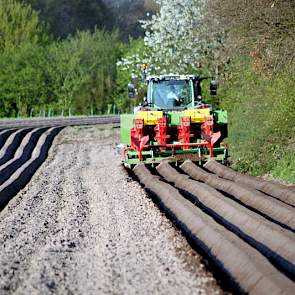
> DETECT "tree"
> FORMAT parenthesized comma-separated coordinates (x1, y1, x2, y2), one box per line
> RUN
(144, 0, 159, 12)
(22, 0, 114, 38)
(0, 43, 50, 117)
(141, 0, 214, 74)
(205, 0, 295, 73)
(203, 0, 295, 179)
(113, 38, 146, 113)
(0, 0, 48, 53)
(46, 29, 121, 115)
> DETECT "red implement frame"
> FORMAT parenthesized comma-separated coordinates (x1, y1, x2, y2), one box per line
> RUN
(131, 118, 149, 160)
(201, 115, 221, 156)
(130, 116, 222, 160)
(154, 117, 170, 150)
(177, 116, 191, 150)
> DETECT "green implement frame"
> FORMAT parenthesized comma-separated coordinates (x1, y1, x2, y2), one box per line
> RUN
(123, 146, 227, 169)
(120, 109, 228, 169)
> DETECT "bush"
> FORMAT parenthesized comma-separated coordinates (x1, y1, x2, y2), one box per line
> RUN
(46, 30, 121, 115)
(112, 38, 147, 114)
(0, 0, 49, 53)
(219, 58, 295, 181)
(0, 43, 50, 117)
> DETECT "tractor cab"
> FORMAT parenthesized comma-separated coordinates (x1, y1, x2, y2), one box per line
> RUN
(121, 74, 228, 168)
(129, 74, 217, 110)
(148, 75, 194, 109)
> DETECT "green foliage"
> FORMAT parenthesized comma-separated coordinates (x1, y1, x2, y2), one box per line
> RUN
(0, 0, 49, 53)
(219, 59, 295, 181)
(113, 38, 146, 113)
(0, 43, 50, 117)
(271, 151, 295, 183)
(46, 30, 121, 115)
(204, 0, 295, 182)
(0, 0, 122, 117)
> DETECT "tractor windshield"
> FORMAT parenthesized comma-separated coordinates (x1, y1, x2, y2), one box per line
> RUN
(152, 80, 193, 109)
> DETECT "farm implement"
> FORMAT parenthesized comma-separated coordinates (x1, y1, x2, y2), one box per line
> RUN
(120, 75, 228, 168)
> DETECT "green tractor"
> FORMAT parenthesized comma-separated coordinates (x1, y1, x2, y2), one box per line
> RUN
(120, 74, 228, 168)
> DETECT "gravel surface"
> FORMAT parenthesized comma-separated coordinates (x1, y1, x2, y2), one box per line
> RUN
(0, 125, 222, 295)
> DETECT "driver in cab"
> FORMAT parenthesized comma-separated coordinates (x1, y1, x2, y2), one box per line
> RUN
(166, 85, 180, 106)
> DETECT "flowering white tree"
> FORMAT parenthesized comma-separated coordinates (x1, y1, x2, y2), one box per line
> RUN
(115, 0, 219, 103)
(141, 0, 215, 74)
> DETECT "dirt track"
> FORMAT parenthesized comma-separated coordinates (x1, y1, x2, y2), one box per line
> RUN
(0, 125, 222, 295)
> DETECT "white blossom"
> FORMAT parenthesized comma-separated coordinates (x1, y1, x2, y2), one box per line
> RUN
(116, 0, 219, 78)
(141, 0, 212, 73)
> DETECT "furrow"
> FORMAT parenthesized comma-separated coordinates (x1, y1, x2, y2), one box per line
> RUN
(133, 164, 295, 295)
(0, 128, 47, 185)
(0, 129, 31, 166)
(204, 160, 295, 207)
(157, 162, 295, 280)
(0, 127, 63, 210)
(181, 160, 295, 231)
(0, 129, 16, 150)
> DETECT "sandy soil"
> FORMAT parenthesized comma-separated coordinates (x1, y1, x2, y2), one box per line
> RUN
(0, 125, 222, 295)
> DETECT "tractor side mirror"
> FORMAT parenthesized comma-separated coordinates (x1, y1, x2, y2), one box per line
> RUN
(210, 80, 218, 96)
(128, 83, 136, 99)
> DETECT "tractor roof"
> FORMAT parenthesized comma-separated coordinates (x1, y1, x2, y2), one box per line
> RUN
(147, 74, 198, 82)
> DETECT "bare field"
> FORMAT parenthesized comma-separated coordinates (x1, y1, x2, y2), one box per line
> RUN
(0, 125, 222, 295)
